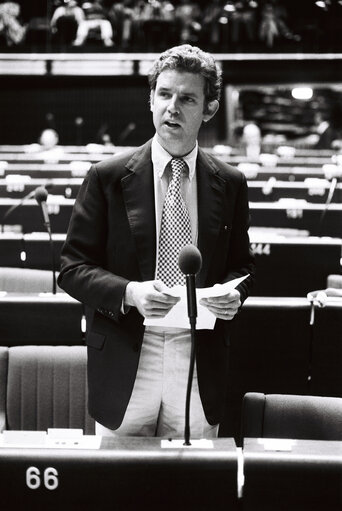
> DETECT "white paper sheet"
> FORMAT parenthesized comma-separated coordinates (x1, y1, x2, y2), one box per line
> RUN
(144, 274, 250, 330)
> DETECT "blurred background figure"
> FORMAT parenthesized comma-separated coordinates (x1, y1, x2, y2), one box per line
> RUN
(73, 0, 114, 47)
(39, 128, 59, 149)
(259, 0, 300, 48)
(293, 107, 342, 150)
(230, 0, 257, 49)
(201, 0, 223, 49)
(313, 109, 342, 150)
(29, 126, 65, 162)
(242, 122, 261, 158)
(141, 0, 176, 50)
(0, 1, 26, 46)
(108, 0, 134, 48)
(174, 0, 202, 44)
(50, 0, 85, 46)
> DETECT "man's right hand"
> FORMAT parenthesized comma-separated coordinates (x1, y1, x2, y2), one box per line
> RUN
(124, 280, 180, 318)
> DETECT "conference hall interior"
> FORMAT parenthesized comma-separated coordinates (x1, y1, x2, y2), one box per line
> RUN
(0, 1, 341, 509)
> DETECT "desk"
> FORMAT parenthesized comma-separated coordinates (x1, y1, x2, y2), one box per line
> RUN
(242, 439, 342, 511)
(0, 436, 238, 511)
(2, 178, 342, 204)
(1, 232, 340, 297)
(1, 163, 90, 179)
(0, 293, 84, 345)
(249, 232, 342, 296)
(1, 162, 332, 181)
(311, 300, 342, 397)
(248, 180, 342, 203)
(0, 197, 74, 233)
(0, 177, 83, 199)
(250, 202, 342, 237)
(221, 297, 311, 439)
(221, 297, 342, 439)
(2, 197, 342, 236)
(0, 233, 65, 269)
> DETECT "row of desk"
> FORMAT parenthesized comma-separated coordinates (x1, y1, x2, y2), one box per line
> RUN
(1, 293, 340, 439)
(0, 231, 341, 297)
(0, 143, 335, 156)
(0, 145, 339, 167)
(0, 161, 339, 181)
(1, 435, 341, 510)
(1, 197, 342, 236)
(1, 177, 342, 202)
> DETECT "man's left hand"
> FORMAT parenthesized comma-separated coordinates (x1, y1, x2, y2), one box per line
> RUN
(199, 289, 241, 320)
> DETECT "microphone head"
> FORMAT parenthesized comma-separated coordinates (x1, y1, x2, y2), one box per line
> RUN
(178, 245, 202, 275)
(34, 186, 48, 204)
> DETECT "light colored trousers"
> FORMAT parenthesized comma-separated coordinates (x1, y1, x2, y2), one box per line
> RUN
(96, 327, 219, 438)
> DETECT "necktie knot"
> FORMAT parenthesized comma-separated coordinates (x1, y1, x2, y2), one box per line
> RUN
(170, 158, 187, 183)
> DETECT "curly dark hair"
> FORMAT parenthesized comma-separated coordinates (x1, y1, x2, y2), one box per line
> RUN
(148, 45, 222, 109)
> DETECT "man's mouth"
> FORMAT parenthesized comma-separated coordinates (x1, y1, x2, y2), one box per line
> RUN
(164, 120, 181, 129)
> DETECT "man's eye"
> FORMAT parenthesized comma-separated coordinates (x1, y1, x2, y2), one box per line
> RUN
(183, 97, 195, 103)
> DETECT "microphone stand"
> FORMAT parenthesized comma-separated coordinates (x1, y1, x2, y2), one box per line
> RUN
(35, 187, 57, 295)
(184, 274, 197, 446)
(317, 177, 338, 236)
(45, 220, 57, 295)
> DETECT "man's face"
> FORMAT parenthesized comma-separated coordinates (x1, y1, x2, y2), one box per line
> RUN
(150, 69, 217, 157)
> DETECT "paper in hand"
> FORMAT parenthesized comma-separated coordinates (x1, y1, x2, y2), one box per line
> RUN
(144, 274, 250, 330)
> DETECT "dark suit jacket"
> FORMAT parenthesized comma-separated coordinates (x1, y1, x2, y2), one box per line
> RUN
(58, 139, 255, 429)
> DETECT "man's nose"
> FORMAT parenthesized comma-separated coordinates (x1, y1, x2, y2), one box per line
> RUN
(167, 95, 179, 115)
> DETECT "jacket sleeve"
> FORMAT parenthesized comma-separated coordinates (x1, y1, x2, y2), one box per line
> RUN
(57, 165, 129, 322)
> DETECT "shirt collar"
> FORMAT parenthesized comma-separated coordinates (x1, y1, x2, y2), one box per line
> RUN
(151, 135, 197, 181)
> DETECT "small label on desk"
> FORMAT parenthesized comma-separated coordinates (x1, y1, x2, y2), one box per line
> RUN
(161, 439, 214, 449)
(3, 430, 47, 445)
(258, 438, 296, 451)
(0, 431, 101, 449)
(47, 428, 83, 439)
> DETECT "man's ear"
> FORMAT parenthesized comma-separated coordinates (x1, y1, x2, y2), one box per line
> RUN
(203, 100, 219, 122)
(150, 90, 155, 112)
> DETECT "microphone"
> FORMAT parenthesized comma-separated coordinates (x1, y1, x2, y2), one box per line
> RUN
(34, 186, 56, 294)
(34, 186, 50, 230)
(2, 183, 53, 226)
(178, 244, 202, 446)
(179, 244, 202, 326)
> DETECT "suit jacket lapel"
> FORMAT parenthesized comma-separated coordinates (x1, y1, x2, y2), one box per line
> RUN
(121, 141, 156, 281)
(196, 148, 226, 287)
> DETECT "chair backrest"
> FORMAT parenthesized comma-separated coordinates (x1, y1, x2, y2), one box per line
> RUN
(241, 392, 342, 445)
(4, 345, 95, 434)
(0, 267, 63, 293)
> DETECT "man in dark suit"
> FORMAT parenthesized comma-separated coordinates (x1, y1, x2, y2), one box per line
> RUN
(58, 44, 255, 438)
